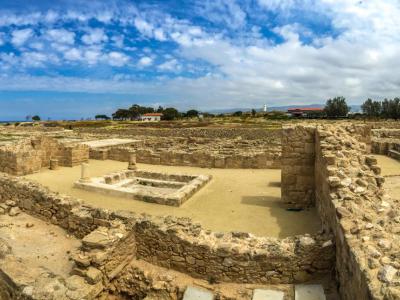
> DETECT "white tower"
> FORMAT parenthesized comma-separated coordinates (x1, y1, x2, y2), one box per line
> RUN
(263, 104, 267, 112)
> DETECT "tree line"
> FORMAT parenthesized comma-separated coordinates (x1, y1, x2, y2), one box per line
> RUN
(96, 97, 400, 121)
(107, 104, 205, 121)
(361, 98, 400, 119)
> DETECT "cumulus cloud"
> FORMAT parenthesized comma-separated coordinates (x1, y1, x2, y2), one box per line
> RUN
(84, 49, 102, 64)
(2, 0, 400, 111)
(64, 48, 82, 61)
(11, 28, 33, 47)
(138, 56, 153, 67)
(197, 0, 247, 29)
(158, 59, 180, 72)
(47, 29, 75, 44)
(108, 51, 129, 66)
(82, 28, 108, 45)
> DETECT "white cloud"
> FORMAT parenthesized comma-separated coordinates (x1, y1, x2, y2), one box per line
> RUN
(134, 18, 154, 37)
(154, 28, 166, 41)
(0, 12, 42, 26)
(108, 51, 129, 66)
(2, 0, 400, 110)
(44, 10, 59, 23)
(11, 28, 33, 47)
(138, 56, 153, 67)
(84, 49, 102, 64)
(82, 28, 108, 45)
(158, 59, 180, 72)
(20, 52, 49, 67)
(47, 29, 75, 44)
(30, 42, 44, 50)
(111, 35, 124, 48)
(197, 0, 247, 29)
(64, 48, 82, 61)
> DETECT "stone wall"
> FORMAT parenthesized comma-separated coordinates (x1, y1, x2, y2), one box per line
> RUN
(0, 172, 334, 286)
(372, 128, 400, 140)
(281, 125, 316, 209)
(136, 149, 281, 169)
(314, 124, 400, 299)
(89, 146, 281, 169)
(371, 138, 400, 155)
(133, 217, 333, 284)
(0, 136, 89, 175)
(77, 127, 282, 140)
(279, 123, 400, 299)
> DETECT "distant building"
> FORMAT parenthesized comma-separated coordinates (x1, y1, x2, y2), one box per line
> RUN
(287, 107, 324, 117)
(140, 113, 163, 122)
(263, 104, 267, 112)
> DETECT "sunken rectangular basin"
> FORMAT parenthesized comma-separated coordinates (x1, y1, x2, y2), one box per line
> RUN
(74, 169, 211, 206)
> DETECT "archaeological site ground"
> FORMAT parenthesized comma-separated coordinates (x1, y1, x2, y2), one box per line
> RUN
(0, 120, 400, 300)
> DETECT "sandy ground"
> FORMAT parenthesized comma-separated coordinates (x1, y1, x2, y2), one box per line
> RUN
(376, 154, 400, 176)
(0, 212, 80, 277)
(25, 160, 320, 238)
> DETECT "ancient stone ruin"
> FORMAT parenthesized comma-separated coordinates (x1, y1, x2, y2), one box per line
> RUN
(0, 122, 399, 300)
(74, 167, 212, 207)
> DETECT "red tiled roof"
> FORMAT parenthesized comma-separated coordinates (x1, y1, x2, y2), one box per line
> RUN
(142, 113, 163, 116)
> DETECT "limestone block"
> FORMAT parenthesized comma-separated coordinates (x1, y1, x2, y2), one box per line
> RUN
(295, 284, 326, 300)
(85, 267, 102, 284)
(183, 286, 214, 300)
(252, 289, 284, 300)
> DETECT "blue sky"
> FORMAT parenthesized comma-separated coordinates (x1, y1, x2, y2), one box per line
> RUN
(0, 0, 399, 120)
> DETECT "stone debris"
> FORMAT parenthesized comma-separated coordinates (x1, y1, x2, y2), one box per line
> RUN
(378, 265, 398, 283)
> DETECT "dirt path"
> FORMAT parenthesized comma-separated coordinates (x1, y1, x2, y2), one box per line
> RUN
(25, 160, 321, 238)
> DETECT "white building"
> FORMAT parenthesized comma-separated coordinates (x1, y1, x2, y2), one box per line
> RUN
(140, 113, 163, 122)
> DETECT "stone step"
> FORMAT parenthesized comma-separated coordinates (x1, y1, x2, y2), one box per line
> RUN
(388, 149, 400, 160)
(183, 286, 214, 300)
(252, 289, 285, 300)
(295, 284, 326, 300)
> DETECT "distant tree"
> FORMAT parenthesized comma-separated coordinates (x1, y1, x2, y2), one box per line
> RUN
(390, 98, 400, 119)
(202, 112, 215, 118)
(324, 96, 350, 118)
(112, 109, 130, 120)
(128, 104, 155, 120)
(265, 111, 289, 120)
(25, 115, 32, 121)
(186, 109, 199, 118)
(162, 107, 180, 120)
(32, 115, 41, 121)
(251, 109, 257, 117)
(95, 114, 111, 120)
(156, 106, 164, 113)
(232, 111, 243, 117)
(361, 99, 381, 118)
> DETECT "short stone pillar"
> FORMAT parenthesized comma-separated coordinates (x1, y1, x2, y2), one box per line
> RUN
(104, 175, 113, 184)
(128, 153, 137, 170)
(49, 159, 59, 170)
(80, 163, 90, 182)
